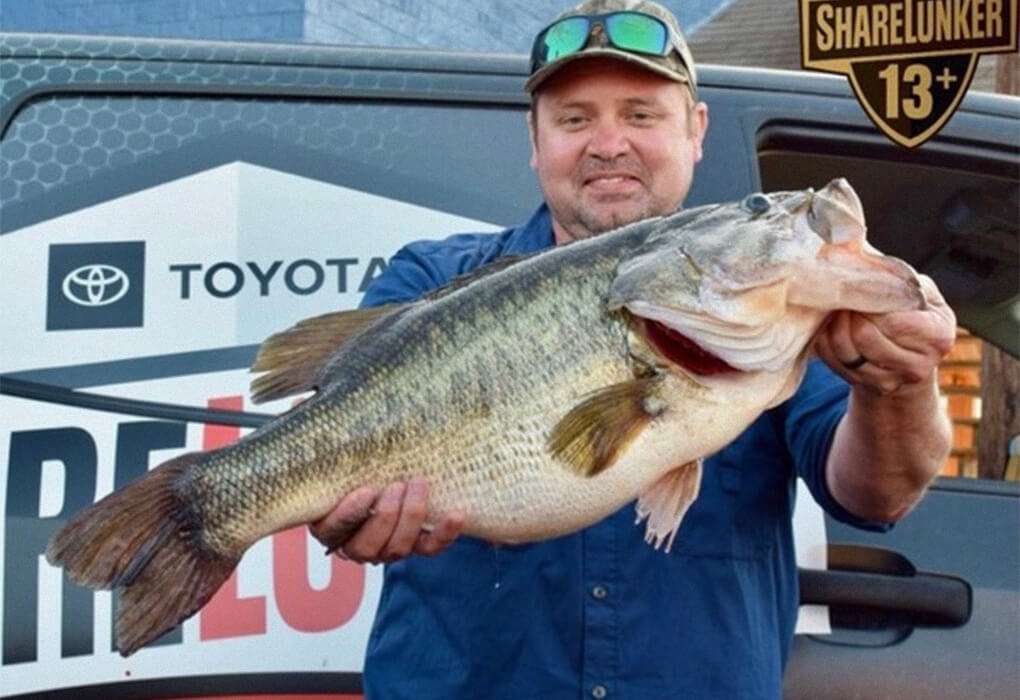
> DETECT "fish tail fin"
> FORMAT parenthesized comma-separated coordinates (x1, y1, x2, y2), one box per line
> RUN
(45, 452, 239, 656)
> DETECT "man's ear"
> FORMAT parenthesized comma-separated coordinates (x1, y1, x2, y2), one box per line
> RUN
(527, 109, 538, 171)
(691, 102, 709, 164)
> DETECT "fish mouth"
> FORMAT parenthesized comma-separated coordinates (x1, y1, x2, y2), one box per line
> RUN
(625, 300, 812, 375)
(637, 316, 740, 376)
(805, 178, 866, 244)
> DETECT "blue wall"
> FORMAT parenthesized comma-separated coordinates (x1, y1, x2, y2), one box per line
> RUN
(0, 0, 729, 51)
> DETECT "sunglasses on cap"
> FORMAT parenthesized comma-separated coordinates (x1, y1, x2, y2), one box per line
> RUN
(530, 11, 671, 72)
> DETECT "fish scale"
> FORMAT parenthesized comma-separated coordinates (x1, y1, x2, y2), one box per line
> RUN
(46, 179, 927, 655)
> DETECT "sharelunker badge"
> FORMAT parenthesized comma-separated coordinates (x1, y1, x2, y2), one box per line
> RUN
(799, 0, 1018, 147)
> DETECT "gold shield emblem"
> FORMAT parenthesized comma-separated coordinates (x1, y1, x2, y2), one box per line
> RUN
(800, 0, 1018, 148)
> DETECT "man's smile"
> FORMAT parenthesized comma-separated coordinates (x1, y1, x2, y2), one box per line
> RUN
(582, 172, 644, 195)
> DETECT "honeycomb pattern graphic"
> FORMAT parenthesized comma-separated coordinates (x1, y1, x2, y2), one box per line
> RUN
(0, 94, 431, 204)
(0, 33, 531, 214)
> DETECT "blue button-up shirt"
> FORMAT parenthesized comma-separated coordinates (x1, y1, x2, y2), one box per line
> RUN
(360, 205, 887, 700)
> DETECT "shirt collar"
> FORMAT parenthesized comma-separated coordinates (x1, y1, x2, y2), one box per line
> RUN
(502, 203, 555, 254)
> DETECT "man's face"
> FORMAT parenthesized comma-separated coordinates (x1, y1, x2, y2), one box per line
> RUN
(529, 58, 708, 245)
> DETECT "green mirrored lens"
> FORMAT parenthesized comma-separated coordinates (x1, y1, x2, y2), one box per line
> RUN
(542, 17, 591, 61)
(605, 12, 667, 55)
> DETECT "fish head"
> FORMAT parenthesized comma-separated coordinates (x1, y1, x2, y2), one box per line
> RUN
(608, 179, 925, 375)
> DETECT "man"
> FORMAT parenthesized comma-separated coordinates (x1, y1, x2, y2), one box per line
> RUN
(312, 1, 956, 697)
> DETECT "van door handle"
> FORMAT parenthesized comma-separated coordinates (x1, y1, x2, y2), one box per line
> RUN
(798, 543, 972, 629)
(799, 567, 971, 627)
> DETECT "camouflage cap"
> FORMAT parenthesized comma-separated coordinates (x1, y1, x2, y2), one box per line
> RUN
(526, 0, 698, 98)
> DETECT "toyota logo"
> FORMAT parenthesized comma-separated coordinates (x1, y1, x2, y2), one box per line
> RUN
(61, 264, 131, 307)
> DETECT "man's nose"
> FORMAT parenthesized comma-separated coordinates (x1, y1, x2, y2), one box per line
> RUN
(585, 119, 630, 160)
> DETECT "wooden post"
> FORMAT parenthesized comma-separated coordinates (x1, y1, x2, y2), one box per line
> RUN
(978, 346, 1020, 480)
(995, 51, 1019, 95)
(974, 51, 1020, 480)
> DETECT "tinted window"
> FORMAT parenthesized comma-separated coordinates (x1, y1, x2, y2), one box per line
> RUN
(2, 94, 540, 233)
(757, 124, 1019, 481)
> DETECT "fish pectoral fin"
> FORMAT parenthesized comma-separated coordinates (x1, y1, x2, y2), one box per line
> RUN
(547, 376, 664, 477)
(635, 460, 703, 553)
(250, 304, 404, 403)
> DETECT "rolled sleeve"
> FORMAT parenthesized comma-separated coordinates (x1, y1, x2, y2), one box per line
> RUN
(786, 360, 894, 532)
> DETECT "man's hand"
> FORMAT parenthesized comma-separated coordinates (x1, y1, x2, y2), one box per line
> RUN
(814, 274, 956, 394)
(309, 477, 464, 564)
(818, 273, 956, 523)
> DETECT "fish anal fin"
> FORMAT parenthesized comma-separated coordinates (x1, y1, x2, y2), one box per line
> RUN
(548, 376, 664, 477)
(320, 493, 377, 556)
(635, 460, 703, 553)
(45, 452, 241, 657)
(250, 304, 403, 403)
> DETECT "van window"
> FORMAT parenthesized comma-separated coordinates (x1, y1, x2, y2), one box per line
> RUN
(757, 123, 1019, 481)
(2, 93, 539, 234)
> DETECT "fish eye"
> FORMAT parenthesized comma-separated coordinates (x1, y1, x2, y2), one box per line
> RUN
(742, 193, 771, 214)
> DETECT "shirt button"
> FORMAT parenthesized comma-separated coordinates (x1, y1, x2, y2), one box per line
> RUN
(592, 685, 608, 699)
(592, 585, 608, 600)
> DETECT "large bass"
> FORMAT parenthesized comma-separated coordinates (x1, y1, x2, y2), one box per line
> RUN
(48, 179, 924, 655)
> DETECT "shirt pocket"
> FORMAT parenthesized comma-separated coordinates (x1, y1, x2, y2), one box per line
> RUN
(666, 430, 792, 560)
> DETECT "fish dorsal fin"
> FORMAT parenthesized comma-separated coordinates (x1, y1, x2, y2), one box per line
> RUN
(635, 460, 703, 553)
(249, 254, 531, 404)
(548, 376, 665, 477)
(250, 304, 403, 403)
(422, 254, 532, 302)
